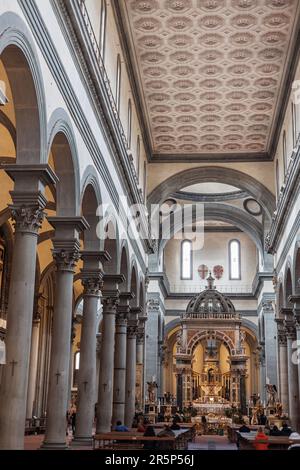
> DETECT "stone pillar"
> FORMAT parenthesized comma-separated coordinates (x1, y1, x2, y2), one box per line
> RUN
(124, 308, 139, 428)
(0, 164, 57, 450)
(145, 298, 160, 385)
(42, 217, 88, 449)
(258, 344, 266, 404)
(96, 274, 124, 433)
(112, 292, 133, 427)
(95, 333, 101, 404)
(73, 251, 108, 445)
(262, 300, 278, 387)
(285, 322, 299, 430)
(26, 314, 41, 419)
(136, 315, 146, 411)
(276, 321, 289, 414)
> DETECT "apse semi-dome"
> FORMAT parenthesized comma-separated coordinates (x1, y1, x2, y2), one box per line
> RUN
(186, 273, 236, 315)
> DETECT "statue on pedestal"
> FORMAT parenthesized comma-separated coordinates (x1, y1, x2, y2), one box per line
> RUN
(265, 384, 277, 407)
(147, 381, 158, 403)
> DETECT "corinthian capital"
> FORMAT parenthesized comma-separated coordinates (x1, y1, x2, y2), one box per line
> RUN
(52, 243, 81, 272)
(82, 277, 103, 296)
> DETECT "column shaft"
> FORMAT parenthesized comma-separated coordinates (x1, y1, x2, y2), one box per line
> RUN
(26, 318, 40, 419)
(287, 336, 299, 430)
(0, 201, 45, 450)
(278, 341, 289, 414)
(112, 316, 127, 426)
(42, 248, 80, 449)
(96, 298, 117, 433)
(124, 329, 137, 427)
(74, 279, 101, 443)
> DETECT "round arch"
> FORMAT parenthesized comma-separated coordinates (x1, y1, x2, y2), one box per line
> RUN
(159, 202, 263, 257)
(47, 109, 80, 216)
(284, 261, 293, 308)
(292, 238, 300, 294)
(119, 242, 130, 291)
(187, 330, 235, 356)
(148, 166, 275, 220)
(0, 12, 47, 164)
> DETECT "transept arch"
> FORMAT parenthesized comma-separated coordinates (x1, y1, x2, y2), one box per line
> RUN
(148, 166, 275, 220)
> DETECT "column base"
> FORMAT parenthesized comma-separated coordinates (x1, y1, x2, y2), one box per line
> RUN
(71, 437, 93, 447)
(40, 441, 69, 450)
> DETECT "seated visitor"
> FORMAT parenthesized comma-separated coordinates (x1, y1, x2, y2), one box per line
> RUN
(238, 421, 251, 433)
(170, 419, 181, 430)
(157, 424, 175, 437)
(280, 422, 292, 436)
(253, 427, 269, 450)
(258, 413, 268, 425)
(137, 420, 146, 433)
(114, 420, 129, 432)
(288, 432, 300, 451)
(236, 421, 251, 449)
(270, 425, 281, 436)
(143, 425, 157, 450)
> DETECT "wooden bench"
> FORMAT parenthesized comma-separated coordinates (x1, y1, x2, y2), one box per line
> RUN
(227, 425, 263, 443)
(237, 432, 300, 450)
(93, 433, 176, 450)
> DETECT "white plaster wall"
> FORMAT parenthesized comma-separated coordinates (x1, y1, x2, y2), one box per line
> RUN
(164, 231, 257, 290)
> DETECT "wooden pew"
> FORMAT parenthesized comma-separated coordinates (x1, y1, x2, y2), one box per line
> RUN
(227, 425, 263, 443)
(237, 432, 300, 450)
(93, 433, 176, 450)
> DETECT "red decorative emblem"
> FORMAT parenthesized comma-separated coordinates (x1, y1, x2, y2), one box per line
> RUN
(213, 265, 224, 280)
(198, 264, 208, 280)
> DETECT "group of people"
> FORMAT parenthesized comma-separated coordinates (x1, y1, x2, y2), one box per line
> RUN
(238, 421, 300, 450)
(112, 413, 183, 449)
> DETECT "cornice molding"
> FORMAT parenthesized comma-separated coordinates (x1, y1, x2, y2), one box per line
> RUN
(148, 271, 271, 301)
(171, 190, 248, 203)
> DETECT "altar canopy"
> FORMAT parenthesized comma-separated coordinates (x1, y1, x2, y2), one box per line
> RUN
(175, 274, 248, 415)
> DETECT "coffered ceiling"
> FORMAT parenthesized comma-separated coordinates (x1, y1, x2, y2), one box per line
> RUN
(114, 0, 300, 162)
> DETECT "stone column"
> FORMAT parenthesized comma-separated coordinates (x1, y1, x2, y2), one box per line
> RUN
(0, 164, 57, 450)
(136, 315, 146, 411)
(258, 344, 266, 404)
(112, 292, 133, 427)
(73, 252, 108, 445)
(124, 309, 139, 427)
(96, 274, 124, 433)
(276, 321, 289, 414)
(26, 314, 41, 419)
(145, 298, 160, 385)
(95, 333, 101, 405)
(291, 303, 300, 424)
(42, 217, 88, 449)
(285, 321, 299, 430)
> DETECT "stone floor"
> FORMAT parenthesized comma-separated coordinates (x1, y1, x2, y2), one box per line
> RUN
(24, 433, 236, 451)
(188, 435, 237, 450)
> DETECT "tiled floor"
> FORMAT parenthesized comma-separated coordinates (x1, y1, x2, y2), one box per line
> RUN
(188, 435, 237, 451)
(24, 433, 236, 451)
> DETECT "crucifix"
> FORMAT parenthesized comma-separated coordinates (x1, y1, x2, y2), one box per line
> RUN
(103, 383, 107, 391)
(83, 381, 88, 392)
(9, 360, 18, 377)
(55, 371, 61, 385)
